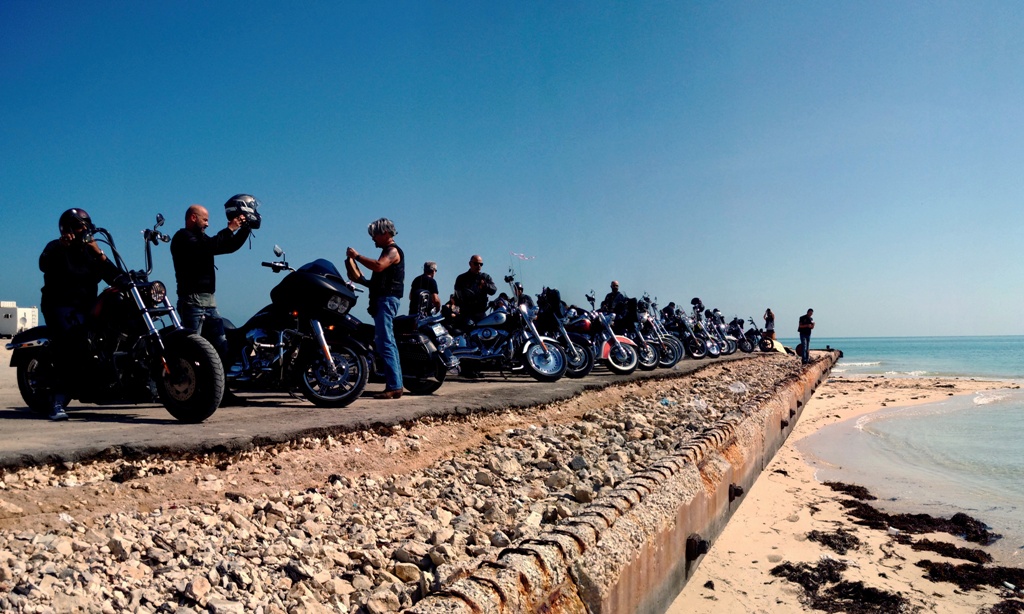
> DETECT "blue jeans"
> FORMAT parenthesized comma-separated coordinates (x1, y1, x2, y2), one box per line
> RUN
(799, 333, 811, 364)
(374, 296, 403, 391)
(177, 299, 229, 362)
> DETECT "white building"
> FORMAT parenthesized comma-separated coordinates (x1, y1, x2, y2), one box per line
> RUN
(0, 301, 38, 338)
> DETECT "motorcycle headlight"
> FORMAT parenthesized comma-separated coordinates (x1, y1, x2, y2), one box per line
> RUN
(145, 281, 168, 307)
(327, 294, 352, 315)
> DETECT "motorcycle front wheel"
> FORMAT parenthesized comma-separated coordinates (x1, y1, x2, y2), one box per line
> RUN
(685, 336, 707, 360)
(724, 339, 738, 355)
(657, 339, 682, 368)
(759, 337, 775, 352)
(522, 343, 567, 382)
(297, 344, 369, 407)
(157, 333, 224, 423)
(636, 342, 659, 371)
(563, 342, 595, 379)
(738, 338, 754, 353)
(15, 349, 57, 415)
(403, 361, 447, 395)
(705, 339, 722, 358)
(605, 344, 638, 375)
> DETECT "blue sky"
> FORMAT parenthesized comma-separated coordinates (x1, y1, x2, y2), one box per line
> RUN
(2, 1, 1022, 337)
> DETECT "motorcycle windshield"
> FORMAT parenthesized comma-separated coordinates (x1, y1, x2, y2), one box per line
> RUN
(297, 258, 344, 279)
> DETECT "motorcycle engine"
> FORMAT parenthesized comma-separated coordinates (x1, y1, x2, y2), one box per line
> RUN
(468, 327, 505, 351)
(244, 328, 279, 373)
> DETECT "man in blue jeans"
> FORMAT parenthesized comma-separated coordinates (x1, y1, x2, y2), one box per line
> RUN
(798, 308, 814, 364)
(347, 218, 404, 399)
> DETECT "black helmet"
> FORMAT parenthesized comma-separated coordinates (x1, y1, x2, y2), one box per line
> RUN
(690, 297, 703, 307)
(59, 208, 94, 239)
(224, 194, 261, 229)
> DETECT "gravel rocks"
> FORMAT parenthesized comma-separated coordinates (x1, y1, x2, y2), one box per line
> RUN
(0, 355, 803, 613)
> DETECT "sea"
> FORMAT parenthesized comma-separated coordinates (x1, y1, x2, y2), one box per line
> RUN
(784, 336, 1024, 566)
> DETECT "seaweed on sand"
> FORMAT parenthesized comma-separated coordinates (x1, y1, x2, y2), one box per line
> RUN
(983, 600, 1024, 614)
(914, 560, 1024, 592)
(770, 559, 914, 613)
(824, 481, 876, 501)
(807, 528, 862, 555)
(911, 538, 993, 564)
(825, 482, 999, 544)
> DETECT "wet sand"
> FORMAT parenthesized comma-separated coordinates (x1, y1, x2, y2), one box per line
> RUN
(670, 375, 1024, 613)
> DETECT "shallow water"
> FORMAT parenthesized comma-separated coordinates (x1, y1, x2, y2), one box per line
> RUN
(793, 336, 1024, 565)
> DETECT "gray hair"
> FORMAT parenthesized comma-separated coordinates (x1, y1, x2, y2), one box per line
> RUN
(367, 218, 397, 237)
(423, 261, 437, 273)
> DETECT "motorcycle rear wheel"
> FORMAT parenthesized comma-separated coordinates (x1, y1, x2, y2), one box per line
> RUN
(403, 362, 447, 395)
(298, 344, 369, 407)
(16, 349, 57, 415)
(563, 342, 595, 379)
(605, 344, 638, 375)
(636, 343, 659, 370)
(522, 343, 567, 382)
(157, 333, 224, 423)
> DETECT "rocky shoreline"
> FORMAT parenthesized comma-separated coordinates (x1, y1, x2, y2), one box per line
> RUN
(0, 355, 806, 613)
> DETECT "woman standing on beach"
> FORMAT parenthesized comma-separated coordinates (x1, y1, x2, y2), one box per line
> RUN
(763, 308, 775, 339)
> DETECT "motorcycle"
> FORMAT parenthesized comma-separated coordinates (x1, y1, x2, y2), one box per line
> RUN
(346, 259, 460, 394)
(732, 317, 774, 353)
(563, 292, 639, 375)
(8, 215, 224, 422)
(220, 247, 458, 405)
(689, 298, 722, 358)
(445, 272, 567, 382)
(536, 287, 595, 379)
(640, 295, 684, 368)
(662, 307, 708, 360)
(217, 247, 367, 407)
(706, 307, 738, 355)
(613, 297, 660, 371)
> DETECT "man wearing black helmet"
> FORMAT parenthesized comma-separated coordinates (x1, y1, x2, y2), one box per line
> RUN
(39, 208, 121, 421)
(171, 198, 252, 405)
(347, 217, 404, 399)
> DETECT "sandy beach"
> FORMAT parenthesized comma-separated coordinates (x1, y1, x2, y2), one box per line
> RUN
(671, 375, 1024, 613)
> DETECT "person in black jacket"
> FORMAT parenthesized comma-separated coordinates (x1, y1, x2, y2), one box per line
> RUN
(39, 208, 121, 421)
(453, 255, 496, 323)
(170, 202, 250, 364)
(408, 261, 440, 315)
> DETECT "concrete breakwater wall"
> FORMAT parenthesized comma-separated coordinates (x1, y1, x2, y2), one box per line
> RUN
(410, 351, 840, 614)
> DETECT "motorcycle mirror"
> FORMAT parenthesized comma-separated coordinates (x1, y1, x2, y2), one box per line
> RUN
(273, 245, 284, 257)
(155, 213, 165, 228)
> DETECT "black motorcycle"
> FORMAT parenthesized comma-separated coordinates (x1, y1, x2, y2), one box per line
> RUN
(535, 287, 595, 379)
(7, 215, 224, 422)
(220, 247, 457, 405)
(732, 317, 774, 353)
(217, 247, 367, 407)
(446, 273, 568, 382)
(613, 297, 660, 370)
(344, 262, 459, 394)
(662, 307, 708, 360)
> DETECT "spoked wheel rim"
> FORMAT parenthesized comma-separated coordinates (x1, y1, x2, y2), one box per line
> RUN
(303, 350, 362, 400)
(525, 344, 566, 377)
